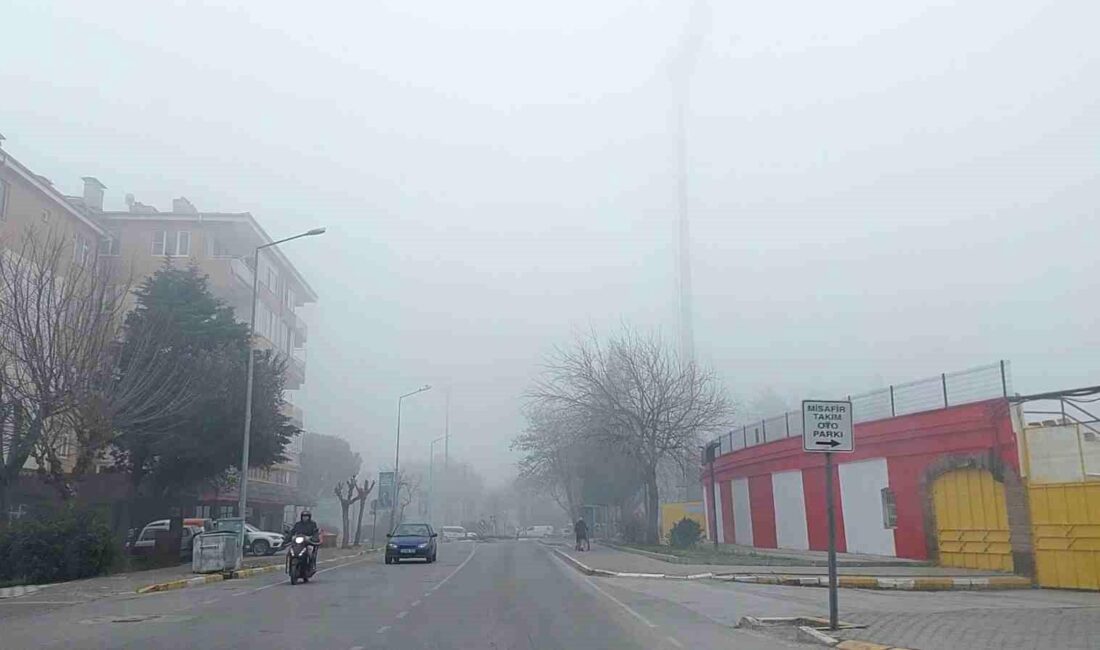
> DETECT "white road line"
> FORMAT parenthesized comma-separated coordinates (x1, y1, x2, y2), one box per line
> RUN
(411, 599, 421, 607)
(550, 552, 657, 629)
(350, 646, 365, 649)
(428, 542, 478, 593)
(582, 575, 657, 628)
(377, 626, 390, 634)
(396, 611, 408, 619)
(0, 600, 84, 605)
(243, 555, 375, 594)
(665, 636, 684, 648)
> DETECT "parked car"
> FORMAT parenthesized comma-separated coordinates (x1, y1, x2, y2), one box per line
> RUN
(126, 519, 203, 561)
(465, 532, 479, 540)
(385, 522, 438, 564)
(520, 525, 554, 538)
(440, 525, 467, 542)
(243, 523, 285, 556)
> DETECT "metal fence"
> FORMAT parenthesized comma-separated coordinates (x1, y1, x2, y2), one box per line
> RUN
(712, 361, 1012, 457)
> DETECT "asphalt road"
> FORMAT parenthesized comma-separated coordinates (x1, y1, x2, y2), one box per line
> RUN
(1, 539, 796, 650)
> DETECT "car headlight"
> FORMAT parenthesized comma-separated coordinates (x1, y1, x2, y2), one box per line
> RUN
(387, 543, 398, 549)
(417, 542, 428, 549)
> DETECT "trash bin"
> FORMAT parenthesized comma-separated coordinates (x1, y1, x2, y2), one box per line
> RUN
(192, 531, 241, 574)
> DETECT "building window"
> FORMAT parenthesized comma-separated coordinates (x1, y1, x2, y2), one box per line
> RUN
(99, 235, 121, 256)
(208, 236, 232, 258)
(0, 179, 8, 220)
(153, 231, 192, 257)
(41, 209, 50, 224)
(73, 236, 90, 265)
(881, 488, 897, 529)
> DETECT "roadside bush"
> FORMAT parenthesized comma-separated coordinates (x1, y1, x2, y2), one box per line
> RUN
(0, 510, 118, 585)
(668, 517, 703, 549)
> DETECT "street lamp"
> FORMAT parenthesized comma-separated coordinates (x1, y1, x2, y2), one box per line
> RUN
(389, 384, 432, 533)
(237, 227, 325, 564)
(428, 435, 446, 526)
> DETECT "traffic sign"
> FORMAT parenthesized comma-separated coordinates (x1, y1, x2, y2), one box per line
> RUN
(802, 400, 854, 453)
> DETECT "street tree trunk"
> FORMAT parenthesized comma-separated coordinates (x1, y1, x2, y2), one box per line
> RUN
(644, 467, 660, 545)
(353, 479, 375, 546)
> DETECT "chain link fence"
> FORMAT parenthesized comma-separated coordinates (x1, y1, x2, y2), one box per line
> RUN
(712, 361, 1012, 457)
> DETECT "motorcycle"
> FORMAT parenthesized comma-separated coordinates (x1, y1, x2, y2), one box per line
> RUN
(284, 533, 318, 585)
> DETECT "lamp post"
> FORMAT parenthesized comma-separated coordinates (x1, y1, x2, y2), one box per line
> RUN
(389, 385, 432, 533)
(237, 227, 325, 565)
(428, 435, 446, 526)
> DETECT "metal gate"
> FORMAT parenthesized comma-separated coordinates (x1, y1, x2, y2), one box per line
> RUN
(932, 468, 1014, 572)
(1029, 482, 1100, 590)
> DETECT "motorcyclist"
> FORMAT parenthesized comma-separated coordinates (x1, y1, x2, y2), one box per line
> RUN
(289, 511, 320, 570)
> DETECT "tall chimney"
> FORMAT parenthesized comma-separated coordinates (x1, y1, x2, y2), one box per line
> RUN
(81, 177, 106, 212)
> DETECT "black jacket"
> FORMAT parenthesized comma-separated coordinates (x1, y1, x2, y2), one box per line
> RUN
(290, 519, 319, 538)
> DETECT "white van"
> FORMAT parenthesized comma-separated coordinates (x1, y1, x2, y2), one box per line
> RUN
(521, 525, 554, 538)
(440, 525, 467, 542)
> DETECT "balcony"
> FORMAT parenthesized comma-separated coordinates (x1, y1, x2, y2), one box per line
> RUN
(229, 256, 254, 292)
(288, 309, 308, 344)
(284, 348, 306, 389)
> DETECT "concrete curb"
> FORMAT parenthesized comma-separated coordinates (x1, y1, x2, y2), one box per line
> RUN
(716, 574, 1032, 591)
(550, 546, 1029, 591)
(0, 584, 43, 599)
(601, 542, 931, 569)
(136, 548, 379, 594)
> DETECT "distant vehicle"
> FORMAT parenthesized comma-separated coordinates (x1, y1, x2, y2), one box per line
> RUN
(386, 523, 438, 564)
(560, 525, 573, 537)
(520, 525, 554, 538)
(284, 532, 318, 585)
(440, 525, 467, 542)
(465, 532, 479, 540)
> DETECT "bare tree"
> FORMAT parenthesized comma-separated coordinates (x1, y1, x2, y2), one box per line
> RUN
(528, 327, 733, 543)
(353, 477, 376, 545)
(512, 403, 584, 519)
(395, 469, 422, 526)
(334, 476, 358, 547)
(0, 226, 127, 509)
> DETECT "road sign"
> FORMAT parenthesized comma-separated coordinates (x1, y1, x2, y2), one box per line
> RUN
(378, 472, 395, 509)
(802, 400, 854, 453)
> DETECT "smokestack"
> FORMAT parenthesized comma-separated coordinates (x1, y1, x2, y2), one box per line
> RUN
(81, 177, 106, 212)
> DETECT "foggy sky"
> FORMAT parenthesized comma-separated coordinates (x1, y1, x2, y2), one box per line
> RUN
(3, 0, 1098, 483)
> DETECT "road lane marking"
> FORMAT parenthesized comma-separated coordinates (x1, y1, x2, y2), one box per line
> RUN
(582, 575, 657, 628)
(666, 636, 684, 648)
(427, 542, 478, 593)
(350, 646, 365, 649)
(377, 626, 390, 634)
(396, 611, 407, 619)
(242, 555, 376, 594)
(550, 552, 658, 629)
(411, 599, 421, 607)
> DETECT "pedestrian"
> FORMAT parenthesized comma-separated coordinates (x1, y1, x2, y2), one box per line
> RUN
(574, 516, 589, 552)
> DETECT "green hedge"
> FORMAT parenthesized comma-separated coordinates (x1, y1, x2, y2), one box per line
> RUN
(0, 510, 118, 585)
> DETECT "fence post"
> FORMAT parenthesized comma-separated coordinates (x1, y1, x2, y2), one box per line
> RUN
(785, 412, 791, 437)
(1000, 360, 1008, 397)
(889, 385, 896, 417)
(743, 426, 748, 448)
(941, 373, 948, 407)
(761, 419, 767, 442)
(728, 432, 733, 451)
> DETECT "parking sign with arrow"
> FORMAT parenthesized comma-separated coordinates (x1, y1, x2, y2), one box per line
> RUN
(802, 400, 854, 453)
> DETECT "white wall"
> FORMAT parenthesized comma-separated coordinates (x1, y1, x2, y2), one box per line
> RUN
(702, 484, 713, 541)
(714, 483, 726, 543)
(772, 470, 809, 550)
(732, 477, 754, 546)
(1025, 424, 1098, 483)
(838, 457, 896, 556)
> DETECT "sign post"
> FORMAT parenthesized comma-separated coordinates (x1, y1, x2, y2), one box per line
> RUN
(802, 400, 854, 631)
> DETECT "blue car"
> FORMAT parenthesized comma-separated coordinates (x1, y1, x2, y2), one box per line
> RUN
(385, 522, 438, 564)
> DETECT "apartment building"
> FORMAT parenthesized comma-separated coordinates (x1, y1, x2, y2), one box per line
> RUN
(92, 190, 317, 531)
(0, 139, 110, 478)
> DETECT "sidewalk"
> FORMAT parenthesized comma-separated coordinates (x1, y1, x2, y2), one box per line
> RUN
(606, 541, 931, 567)
(552, 541, 1004, 576)
(5, 544, 375, 603)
